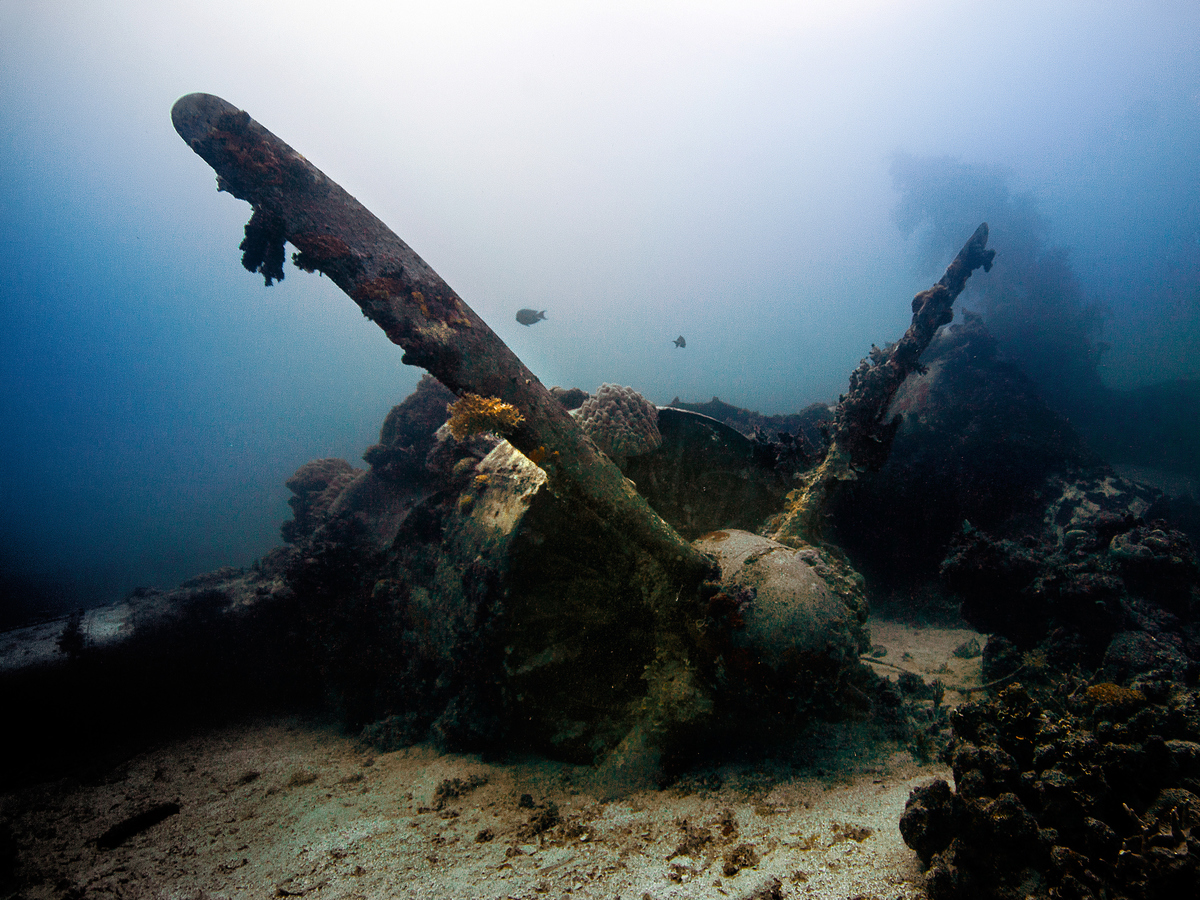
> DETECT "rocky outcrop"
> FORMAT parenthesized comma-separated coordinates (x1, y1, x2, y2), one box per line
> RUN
(901, 684, 1200, 900)
(830, 313, 1094, 593)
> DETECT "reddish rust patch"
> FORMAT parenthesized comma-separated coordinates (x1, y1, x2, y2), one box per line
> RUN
(291, 232, 353, 261)
(198, 111, 289, 187)
(352, 280, 468, 326)
(291, 233, 362, 281)
(352, 277, 405, 304)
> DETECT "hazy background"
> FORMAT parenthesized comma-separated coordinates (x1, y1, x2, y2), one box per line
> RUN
(2, 1, 1198, 622)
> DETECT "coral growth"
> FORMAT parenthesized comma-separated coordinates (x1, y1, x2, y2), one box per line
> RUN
(939, 474, 1200, 678)
(446, 393, 524, 440)
(573, 384, 662, 465)
(901, 683, 1200, 899)
(550, 386, 589, 410)
(280, 458, 361, 544)
(361, 374, 455, 480)
(239, 208, 287, 285)
(290, 231, 363, 284)
(1084, 681, 1146, 708)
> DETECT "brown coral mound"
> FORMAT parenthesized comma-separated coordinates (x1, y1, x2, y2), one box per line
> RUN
(573, 383, 662, 465)
(281, 457, 361, 543)
(900, 683, 1200, 899)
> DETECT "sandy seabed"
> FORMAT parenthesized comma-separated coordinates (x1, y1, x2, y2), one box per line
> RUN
(3, 619, 983, 900)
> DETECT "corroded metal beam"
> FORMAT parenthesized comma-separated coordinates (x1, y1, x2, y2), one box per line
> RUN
(770, 223, 994, 545)
(170, 92, 713, 590)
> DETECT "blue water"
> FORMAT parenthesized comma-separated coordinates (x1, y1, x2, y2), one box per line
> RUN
(1, 2, 1198, 625)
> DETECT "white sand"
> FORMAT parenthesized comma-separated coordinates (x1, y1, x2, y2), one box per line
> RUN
(4, 618, 982, 899)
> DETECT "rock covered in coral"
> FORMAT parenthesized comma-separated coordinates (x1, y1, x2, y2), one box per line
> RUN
(361, 374, 455, 479)
(940, 473, 1200, 680)
(1102, 629, 1192, 686)
(898, 778, 958, 866)
(573, 383, 662, 465)
(281, 457, 361, 544)
(900, 683, 1200, 899)
(1108, 523, 1199, 612)
(282, 375, 484, 554)
(549, 385, 588, 410)
(693, 529, 868, 671)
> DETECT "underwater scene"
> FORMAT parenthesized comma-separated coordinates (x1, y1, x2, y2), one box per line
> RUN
(2, 3, 1200, 898)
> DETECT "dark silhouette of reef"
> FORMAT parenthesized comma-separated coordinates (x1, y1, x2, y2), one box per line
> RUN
(830, 313, 1097, 603)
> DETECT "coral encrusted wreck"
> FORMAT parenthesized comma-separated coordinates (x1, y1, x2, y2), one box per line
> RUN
(279, 377, 870, 781)
(900, 683, 1200, 900)
(165, 94, 1000, 787)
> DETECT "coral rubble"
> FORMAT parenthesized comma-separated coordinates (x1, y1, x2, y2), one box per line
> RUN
(901, 683, 1200, 899)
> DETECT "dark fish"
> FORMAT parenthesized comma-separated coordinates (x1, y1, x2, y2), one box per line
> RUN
(516, 308, 547, 326)
(673, 335, 686, 348)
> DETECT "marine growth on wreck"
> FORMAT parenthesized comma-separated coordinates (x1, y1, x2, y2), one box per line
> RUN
(7, 80, 1200, 900)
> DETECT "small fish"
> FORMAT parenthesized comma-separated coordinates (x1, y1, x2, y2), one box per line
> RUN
(516, 308, 547, 326)
(673, 335, 686, 348)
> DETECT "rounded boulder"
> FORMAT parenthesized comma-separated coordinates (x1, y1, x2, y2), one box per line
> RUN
(694, 529, 866, 671)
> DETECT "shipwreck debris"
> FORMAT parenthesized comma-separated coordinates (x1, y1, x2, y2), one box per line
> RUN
(768, 223, 994, 546)
(169, 92, 992, 784)
(170, 92, 711, 593)
(171, 93, 725, 780)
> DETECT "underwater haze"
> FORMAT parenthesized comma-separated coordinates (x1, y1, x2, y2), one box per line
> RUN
(1, 1, 1198, 624)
